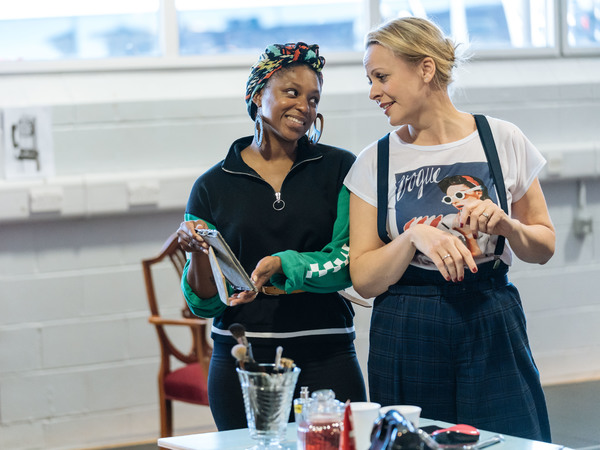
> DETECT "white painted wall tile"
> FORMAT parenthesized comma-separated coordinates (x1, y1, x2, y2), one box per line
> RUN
(86, 363, 156, 411)
(172, 401, 216, 434)
(528, 308, 600, 353)
(515, 265, 600, 313)
(42, 319, 129, 368)
(0, 327, 41, 373)
(75, 103, 120, 124)
(0, 185, 30, 221)
(44, 411, 132, 449)
(82, 269, 143, 316)
(0, 421, 44, 450)
(536, 348, 600, 385)
(0, 275, 84, 325)
(1, 374, 50, 421)
(85, 178, 128, 215)
(51, 105, 76, 126)
(158, 174, 198, 210)
(43, 372, 89, 418)
(127, 316, 160, 360)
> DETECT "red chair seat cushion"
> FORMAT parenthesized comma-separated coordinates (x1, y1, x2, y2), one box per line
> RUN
(164, 363, 209, 405)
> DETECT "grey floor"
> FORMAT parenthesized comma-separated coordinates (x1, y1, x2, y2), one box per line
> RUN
(112, 380, 600, 450)
(544, 380, 600, 449)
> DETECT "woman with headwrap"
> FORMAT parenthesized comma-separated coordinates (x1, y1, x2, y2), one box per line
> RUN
(176, 42, 367, 430)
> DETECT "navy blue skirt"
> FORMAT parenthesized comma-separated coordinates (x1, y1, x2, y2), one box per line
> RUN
(368, 261, 551, 442)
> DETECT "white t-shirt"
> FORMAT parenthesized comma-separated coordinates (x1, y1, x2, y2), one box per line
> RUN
(344, 116, 546, 269)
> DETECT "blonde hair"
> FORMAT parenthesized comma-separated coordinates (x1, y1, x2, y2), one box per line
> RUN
(365, 17, 461, 89)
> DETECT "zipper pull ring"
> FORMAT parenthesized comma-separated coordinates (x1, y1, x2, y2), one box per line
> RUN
(273, 192, 285, 211)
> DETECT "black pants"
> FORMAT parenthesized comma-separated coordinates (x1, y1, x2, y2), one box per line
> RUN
(207, 340, 367, 431)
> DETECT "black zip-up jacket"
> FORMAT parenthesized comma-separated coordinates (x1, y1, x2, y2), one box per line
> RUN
(185, 135, 357, 346)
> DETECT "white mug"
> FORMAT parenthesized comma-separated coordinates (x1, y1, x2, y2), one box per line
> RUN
(350, 401, 381, 450)
(379, 405, 422, 427)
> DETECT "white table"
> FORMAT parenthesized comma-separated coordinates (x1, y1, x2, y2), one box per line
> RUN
(158, 419, 571, 450)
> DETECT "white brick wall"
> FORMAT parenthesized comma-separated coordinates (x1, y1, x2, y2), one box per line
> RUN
(0, 57, 599, 449)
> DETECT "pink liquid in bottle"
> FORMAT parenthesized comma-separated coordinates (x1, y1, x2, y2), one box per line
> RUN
(303, 417, 342, 450)
(296, 389, 343, 450)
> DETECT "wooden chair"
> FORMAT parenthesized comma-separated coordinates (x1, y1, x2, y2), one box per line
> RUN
(142, 232, 212, 437)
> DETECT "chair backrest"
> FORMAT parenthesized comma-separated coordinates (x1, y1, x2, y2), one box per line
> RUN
(142, 232, 211, 374)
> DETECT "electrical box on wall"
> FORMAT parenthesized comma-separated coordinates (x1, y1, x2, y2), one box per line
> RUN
(128, 180, 160, 206)
(539, 146, 598, 180)
(29, 186, 63, 213)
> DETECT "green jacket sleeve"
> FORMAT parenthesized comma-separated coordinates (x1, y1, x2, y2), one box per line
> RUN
(271, 186, 352, 293)
(180, 214, 229, 318)
(181, 260, 228, 318)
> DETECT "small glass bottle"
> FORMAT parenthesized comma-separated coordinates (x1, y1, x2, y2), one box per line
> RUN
(297, 389, 344, 450)
(295, 387, 311, 450)
(294, 386, 310, 423)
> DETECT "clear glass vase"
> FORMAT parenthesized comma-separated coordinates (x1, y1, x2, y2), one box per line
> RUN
(237, 364, 301, 449)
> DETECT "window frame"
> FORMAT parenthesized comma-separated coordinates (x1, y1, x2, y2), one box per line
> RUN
(0, 0, 597, 75)
(559, 0, 600, 56)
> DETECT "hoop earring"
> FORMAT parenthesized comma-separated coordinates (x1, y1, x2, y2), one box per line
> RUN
(308, 113, 324, 145)
(254, 111, 264, 148)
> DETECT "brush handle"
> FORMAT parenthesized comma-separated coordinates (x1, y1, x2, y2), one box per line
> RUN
(246, 342, 255, 361)
(274, 346, 283, 368)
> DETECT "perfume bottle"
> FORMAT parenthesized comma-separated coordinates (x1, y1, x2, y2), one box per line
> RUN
(294, 386, 310, 423)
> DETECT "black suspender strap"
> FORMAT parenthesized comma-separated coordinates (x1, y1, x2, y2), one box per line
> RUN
(376, 133, 392, 244)
(473, 114, 508, 268)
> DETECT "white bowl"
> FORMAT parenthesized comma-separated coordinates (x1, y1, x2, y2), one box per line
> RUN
(379, 405, 422, 427)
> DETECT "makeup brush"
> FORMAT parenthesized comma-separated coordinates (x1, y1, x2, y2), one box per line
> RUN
(228, 323, 258, 370)
(228, 323, 248, 346)
(279, 357, 296, 371)
(231, 343, 247, 367)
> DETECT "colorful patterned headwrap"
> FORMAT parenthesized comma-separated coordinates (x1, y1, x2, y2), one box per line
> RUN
(245, 42, 326, 120)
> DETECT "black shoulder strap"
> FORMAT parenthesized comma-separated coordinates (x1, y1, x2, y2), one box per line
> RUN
(473, 114, 508, 266)
(376, 134, 392, 244)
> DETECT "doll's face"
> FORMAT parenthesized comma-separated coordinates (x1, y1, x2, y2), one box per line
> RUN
(442, 184, 483, 210)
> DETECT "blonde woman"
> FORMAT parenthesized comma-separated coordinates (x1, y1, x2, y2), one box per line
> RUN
(345, 17, 554, 442)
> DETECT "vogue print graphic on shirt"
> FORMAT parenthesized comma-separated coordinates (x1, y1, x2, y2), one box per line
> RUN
(396, 161, 500, 267)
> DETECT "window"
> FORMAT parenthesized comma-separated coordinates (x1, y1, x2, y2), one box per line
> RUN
(0, 0, 598, 69)
(175, 0, 364, 55)
(379, 0, 554, 51)
(0, 1, 160, 61)
(566, 0, 600, 48)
